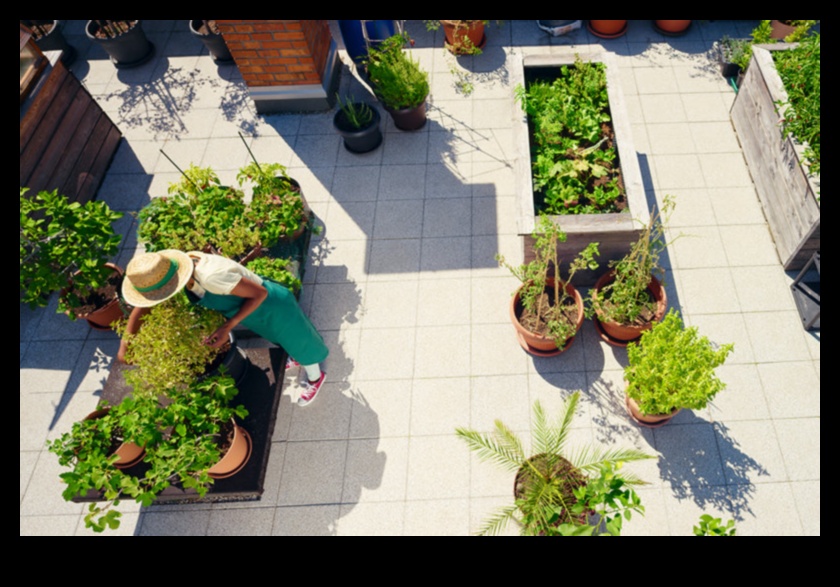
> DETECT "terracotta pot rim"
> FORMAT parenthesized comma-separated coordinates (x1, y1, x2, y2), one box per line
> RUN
(625, 394, 680, 428)
(509, 278, 583, 355)
(207, 422, 252, 479)
(592, 270, 667, 345)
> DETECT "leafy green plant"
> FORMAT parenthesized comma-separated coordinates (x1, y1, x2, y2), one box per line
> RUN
(364, 33, 430, 110)
(773, 33, 820, 180)
(733, 20, 816, 72)
(694, 514, 737, 536)
(498, 215, 599, 350)
(245, 256, 301, 294)
(423, 20, 501, 55)
(588, 196, 674, 327)
(625, 310, 734, 416)
(47, 374, 247, 533)
(20, 187, 123, 319)
(335, 95, 374, 129)
(239, 161, 308, 246)
(516, 57, 623, 215)
(116, 292, 227, 399)
(456, 391, 653, 536)
(137, 166, 258, 260)
(718, 35, 751, 72)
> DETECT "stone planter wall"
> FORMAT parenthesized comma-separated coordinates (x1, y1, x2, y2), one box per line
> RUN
(730, 45, 820, 270)
(514, 51, 649, 286)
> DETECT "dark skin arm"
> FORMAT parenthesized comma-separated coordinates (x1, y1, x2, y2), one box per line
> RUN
(204, 276, 268, 348)
(117, 306, 151, 363)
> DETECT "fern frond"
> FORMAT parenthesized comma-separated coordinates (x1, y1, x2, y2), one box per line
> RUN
(455, 428, 523, 473)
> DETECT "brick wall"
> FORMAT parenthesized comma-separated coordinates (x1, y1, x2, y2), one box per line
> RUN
(216, 20, 330, 87)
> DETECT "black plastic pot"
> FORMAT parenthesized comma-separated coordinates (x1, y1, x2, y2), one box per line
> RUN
(384, 99, 428, 132)
(85, 20, 154, 68)
(189, 20, 233, 63)
(333, 103, 383, 153)
(25, 20, 76, 65)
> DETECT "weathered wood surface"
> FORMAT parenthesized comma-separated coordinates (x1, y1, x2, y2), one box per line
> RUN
(730, 45, 820, 270)
(514, 50, 650, 286)
(20, 58, 121, 204)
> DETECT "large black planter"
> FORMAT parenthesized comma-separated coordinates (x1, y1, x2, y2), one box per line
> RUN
(85, 20, 154, 68)
(23, 20, 76, 65)
(333, 103, 383, 153)
(189, 20, 233, 64)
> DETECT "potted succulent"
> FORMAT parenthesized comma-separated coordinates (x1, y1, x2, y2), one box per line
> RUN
(20, 187, 126, 330)
(498, 215, 599, 356)
(456, 391, 653, 536)
(47, 374, 250, 533)
(587, 197, 674, 346)
(85, 20, 154, 68)
(624, 310, 734, 427)
(364, 33, 430, 131)
(188, 20, 233, 63)
(117, 292, 249, 400)
(137, 164, 261, 263)
(20, 20, 75, 64)
(333, 95, 383, 154)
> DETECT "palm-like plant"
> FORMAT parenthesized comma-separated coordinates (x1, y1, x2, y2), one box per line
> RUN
(456, 391, 654, 536)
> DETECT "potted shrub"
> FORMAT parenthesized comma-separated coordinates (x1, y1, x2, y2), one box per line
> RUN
(20, 187, 126, 330)
(715, 35, 751, 81)
(333, 95, 383, 154)
(238, 161, 310, 249)
(137, 165, 261, 262)
(85, 20, 154, 68)
(456, 391, 653, 536)
(47, 374, 250, 533)
(498, 215, 599, 356)
(20, 20, 75, 64)
(117, 292, 248, 399)
(188, 20, 233, 63)
(587, 197, 674, 346)
(364, 33, 430, 131)
(423, 21, 502, 55)
(624, 310, 734, 427)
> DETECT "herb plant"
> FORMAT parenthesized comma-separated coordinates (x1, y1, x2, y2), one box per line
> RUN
(20, 187, 123, 319)
(456, 392, 652, 536)
(335, 95, 374, 129)
(773, 33, 820, 179)
(516, 57, 623, 215)
(498, 215, 599, 350)
(239, 162, 308, 245)
(625, 310, 734, 416)
(245, 256, 302, 294)
(588, 196, 674, 327)
(364, 33, 430, 110)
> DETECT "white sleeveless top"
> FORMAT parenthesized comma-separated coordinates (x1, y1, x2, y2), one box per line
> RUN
(186, 252, 263, 298)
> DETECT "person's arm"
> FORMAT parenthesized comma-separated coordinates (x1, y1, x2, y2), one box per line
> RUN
(204, 276, 268, 348)
(117, 306, 151, 363)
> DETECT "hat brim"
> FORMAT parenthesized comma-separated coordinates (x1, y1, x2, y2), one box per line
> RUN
(121, 250, 194, 308)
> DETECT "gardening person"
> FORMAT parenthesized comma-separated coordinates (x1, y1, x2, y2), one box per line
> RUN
(118, 249, 328, 406)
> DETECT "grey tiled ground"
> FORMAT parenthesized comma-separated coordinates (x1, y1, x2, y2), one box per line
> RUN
(20, 20, 819, 536)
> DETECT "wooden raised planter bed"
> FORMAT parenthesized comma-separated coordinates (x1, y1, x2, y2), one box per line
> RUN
(730, 45, 820, 270)
(513, 51, 649, 286)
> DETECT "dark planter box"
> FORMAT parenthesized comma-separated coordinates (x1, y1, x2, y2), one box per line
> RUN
(730, 45, 820, 270)
(513, 51, 650, 286)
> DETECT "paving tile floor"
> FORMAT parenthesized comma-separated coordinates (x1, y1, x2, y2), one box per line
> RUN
(20, 20, 819, 536)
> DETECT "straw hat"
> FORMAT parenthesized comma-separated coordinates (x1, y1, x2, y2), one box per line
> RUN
(122, 250, 194, 308)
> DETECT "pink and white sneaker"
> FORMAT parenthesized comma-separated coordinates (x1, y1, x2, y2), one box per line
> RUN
(298, 372, 326, 407)
(285, 356, 300, 371)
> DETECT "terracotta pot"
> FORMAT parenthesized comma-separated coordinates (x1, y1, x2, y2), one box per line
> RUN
(625, 395, 680, 428)
(653, 20, 692, 36)
(510, 278, 584, 357)
(592, 271, 667, 347)
(67, 263, 129, 331)
(85, 408, 146, 469)
(586, 20, 628, 39)
(440, 20, 487, 54)
(770, 20, 797, 40)
(207, 421, 252, 479)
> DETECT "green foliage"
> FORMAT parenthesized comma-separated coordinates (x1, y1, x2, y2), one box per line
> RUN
(239, 162, 308, 246)
(245, 257, 301, 294)
(456, 392, 653, 536)
(335, 95, 374, 129)
(516, 58, 623, 215)
(116, 293, 227, 399)
(625, 310, 734, 416)
(20, 187, 123, 318)
(47, 375, 247, 532)
(497, 215, 599, 349)
(773, 33, 820, 179)
(733, 20, 817, 72)
(365, 34, 430, 110)
(588, 196, 674, 326)
(718, 35, 751, 71)
(694, 514, 737, 536)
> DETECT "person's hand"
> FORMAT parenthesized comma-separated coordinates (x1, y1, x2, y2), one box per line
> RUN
(117, 341, 129, 364)
(205, 325, 232, 348)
